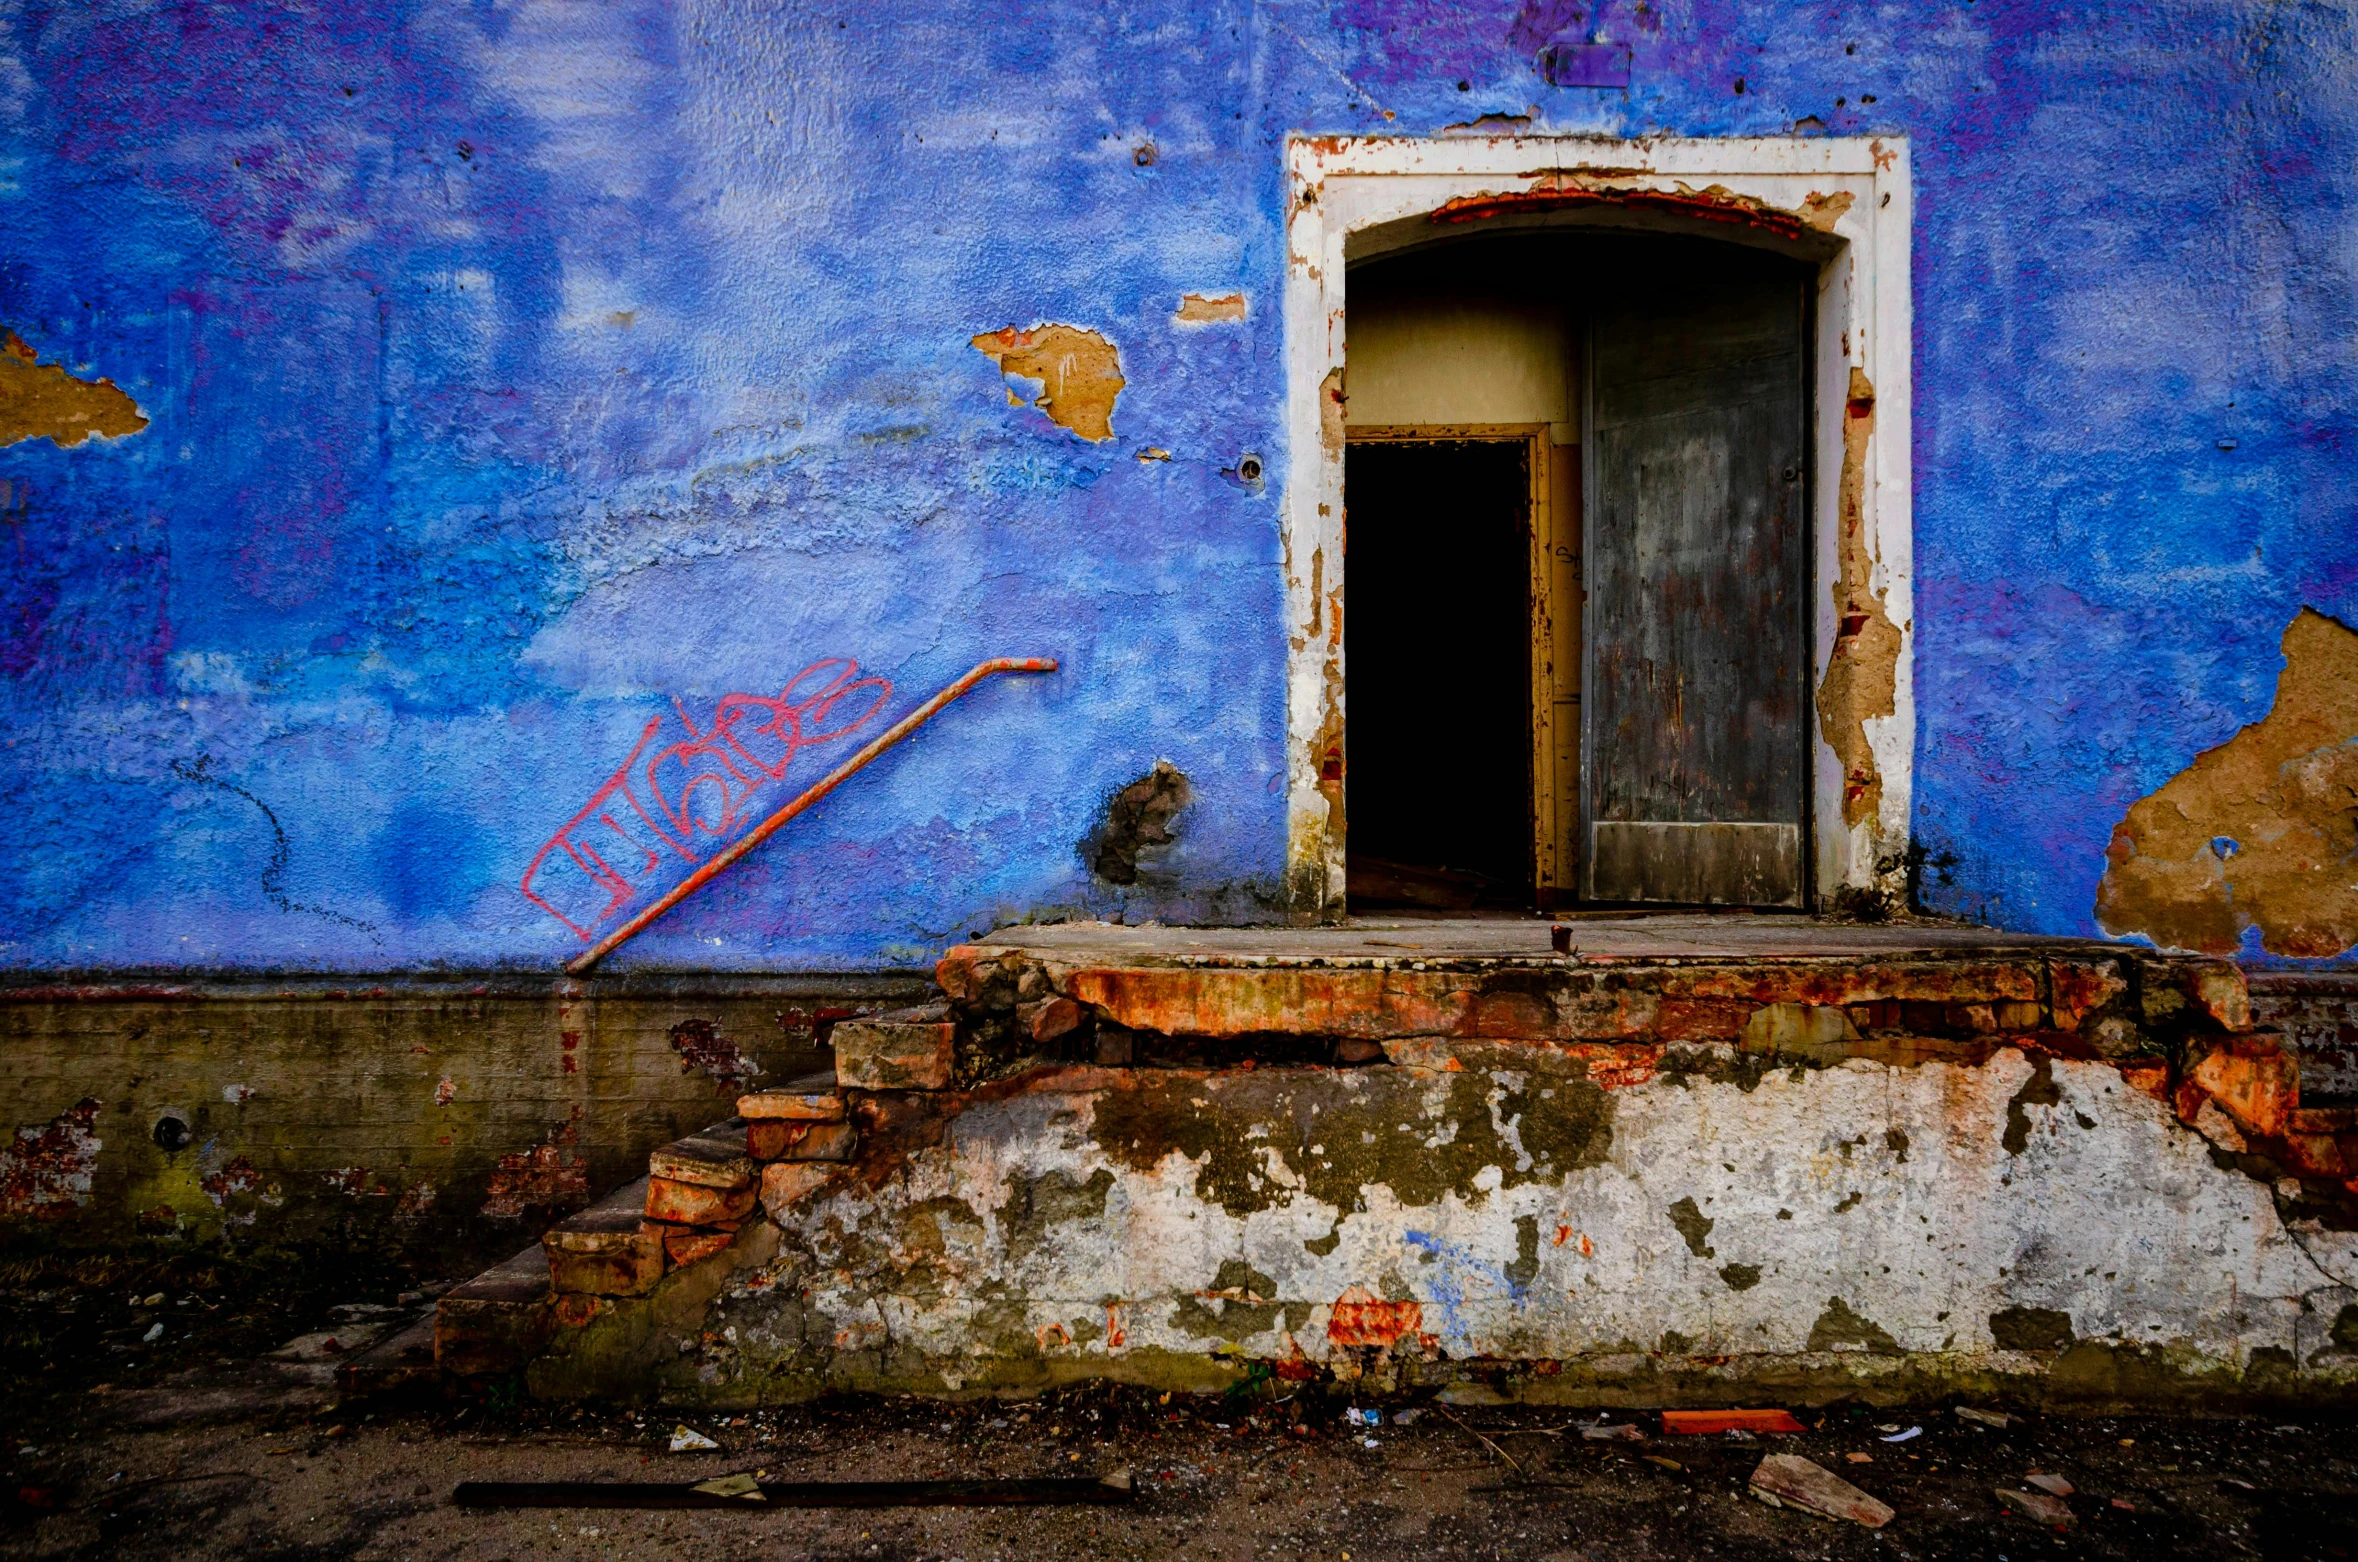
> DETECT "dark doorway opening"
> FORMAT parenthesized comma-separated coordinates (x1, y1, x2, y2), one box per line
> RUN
(1343, 439, 1533, 910)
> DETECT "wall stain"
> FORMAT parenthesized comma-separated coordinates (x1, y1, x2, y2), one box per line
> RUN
(1087, 762, 1191, 885)
(1989, 1305, 2076, 1350)
(2096, 607, 2358, 957)
(0, 331, 147, 448)
(1815, 367, 1901, 830)
(1807, 1295, 1900, 1353)
(1092, 1067, 1612, 1218)
(2002, 1052, 2062, 1155)
(1666, 1194, 1716, 1258)
(970, 324, 1124, 441)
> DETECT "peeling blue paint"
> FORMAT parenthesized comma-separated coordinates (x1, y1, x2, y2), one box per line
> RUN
(3, 1, 2354, 971)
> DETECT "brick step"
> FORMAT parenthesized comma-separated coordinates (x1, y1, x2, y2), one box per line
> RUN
(335, 1309, 439, 1401)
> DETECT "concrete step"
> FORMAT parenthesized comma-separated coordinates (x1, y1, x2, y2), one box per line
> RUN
(336, 1308, 439, 1401)
(435, 1176, 648, 1378)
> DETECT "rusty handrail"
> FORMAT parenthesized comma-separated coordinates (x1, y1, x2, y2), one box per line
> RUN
(565, 656, 1058, 974)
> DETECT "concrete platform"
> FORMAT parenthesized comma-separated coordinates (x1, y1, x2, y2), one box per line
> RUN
(981, 913, 2076, 965)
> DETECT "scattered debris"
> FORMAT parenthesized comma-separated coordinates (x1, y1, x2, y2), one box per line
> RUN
(2025, 1471, 2074, 1496)
(690, 1473, 764, 1501)
(1391, 1408, 1425, 1426)
(1880, 1425, 1921, 1443)
(2111, 1497, 2138, 1512)
(1663, 1409, 1806, 1435)
(1643, 1455, 1683, 1472)
(669, 1425, 720, 1453)
(1996, 1487, 2076, 1528)
(1580, 1423, 1645, 1442)
(1844, 1452, 1873, 1464)
(1956, 1407, 2017, 1429)
(453, 1471, 1137, 1509)
(1344, 1407, 1381, 1428)
(1748, 1454, 1895, 1528)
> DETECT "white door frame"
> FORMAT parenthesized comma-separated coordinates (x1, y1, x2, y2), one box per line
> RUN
(1281, 133, 1915, 919)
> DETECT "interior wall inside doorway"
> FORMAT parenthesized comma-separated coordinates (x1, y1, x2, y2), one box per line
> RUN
(1344, 239, 1584, 909)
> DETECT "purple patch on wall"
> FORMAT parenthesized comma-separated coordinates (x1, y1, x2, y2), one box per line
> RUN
(1540, 42, 1630, 87)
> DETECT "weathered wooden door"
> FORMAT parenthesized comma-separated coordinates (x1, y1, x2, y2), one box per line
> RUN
(1582, 256, 1809, 906)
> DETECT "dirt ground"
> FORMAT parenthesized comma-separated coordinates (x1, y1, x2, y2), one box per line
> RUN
(4, 1247, 2357, 1561)
(6, 1383, 2358, 1562)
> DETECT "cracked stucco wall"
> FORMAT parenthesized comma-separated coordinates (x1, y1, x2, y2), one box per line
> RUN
(545, 1048, 2358, 1405)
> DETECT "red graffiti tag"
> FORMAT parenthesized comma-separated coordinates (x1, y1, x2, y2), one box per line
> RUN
(519, 660, 891, 941)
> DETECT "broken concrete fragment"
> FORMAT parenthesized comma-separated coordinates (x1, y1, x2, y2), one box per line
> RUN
(1954, 1407, 2016, 1429)
(644, 1175, 757, 1226)
(2097, 608, 2358, 958)
(1748, 1453, 1893, 1527)
(1995, 1487, 2075, 1528)
(736, 1090, 845, 1122)
(0, 330, 148, 448)
(544, 1206, 666, 1297)
(2024, 1472, 2074, 1497)
(969, 324, 1124, 441)
(833, 1014, 956, 1091)
(647, 1130, 755, 1189)
(761, 1160, 845, 1220)
(2187, 1037, 2296, 1139)
(1020, 996, 1084, 1044)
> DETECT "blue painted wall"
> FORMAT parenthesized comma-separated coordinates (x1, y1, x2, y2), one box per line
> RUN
(3, 1, 2354, 972)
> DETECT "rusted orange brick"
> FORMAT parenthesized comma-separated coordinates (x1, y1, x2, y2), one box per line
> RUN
(761, 1160, 845, 1220)
(934, 945, 989, 1002)
(772, 1120, 856, 1163)
(2286, 1134, 2348, 1178)
(745, 1118, 814, 1160)
(2117, 1059, 2170, 1101)
(646, 1130, 753, 1189)
(2293, 1106, 2358, 1134)
(644, 1175, 757, 1226)
(737, 1090, 845, 1122)
(544, 1207, 665, 1297)
(662, 1227, 736, 1267)
(2048, 960, 2127, 1029)
(1663, 1408, 1807, 1435)
(2188, 1037, 2296, 1139)
(1020, 995, 1084, 1043)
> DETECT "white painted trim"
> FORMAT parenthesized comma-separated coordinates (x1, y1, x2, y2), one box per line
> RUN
(1282, 133, 1915, 916)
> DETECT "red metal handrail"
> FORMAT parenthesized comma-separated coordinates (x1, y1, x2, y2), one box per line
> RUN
(565, 656, 1058, 974)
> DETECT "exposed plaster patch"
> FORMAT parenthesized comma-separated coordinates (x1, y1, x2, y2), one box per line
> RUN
(969, 324, 1124, 441)
(2096, 608, 2358, 958)
(1174, 292, 1247, 325)
(0, 331, 147, 448)
(1816, 368, 1901, 830)
(0, 1098, 100, 1219)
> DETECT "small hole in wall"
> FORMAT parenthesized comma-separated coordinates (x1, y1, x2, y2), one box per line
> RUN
(1456, 79, 1471, 91)
(1134, 142, 1157, 167)
(1733, 78, 1746, 93)
(153, 1114, 191, 1153)
(1238, 454, 1263, 484)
